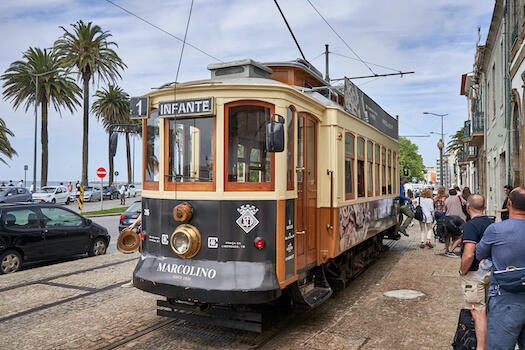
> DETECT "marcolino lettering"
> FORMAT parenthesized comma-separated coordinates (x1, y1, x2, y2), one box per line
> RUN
(157, 262, 217, 279)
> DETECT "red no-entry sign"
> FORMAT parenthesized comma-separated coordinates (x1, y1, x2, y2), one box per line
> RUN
(97, 167, 107, 178)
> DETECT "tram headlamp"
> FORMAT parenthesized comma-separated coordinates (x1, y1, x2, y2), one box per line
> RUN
(170, 224, 201, 258)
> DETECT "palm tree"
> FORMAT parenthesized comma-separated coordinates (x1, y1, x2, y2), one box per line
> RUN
(0, 118, 17, 165)
(91, 85, 131, 185)
(1, 47, 81, 186)
(54, 20, 126, 186)
(446, 126, 466, 154)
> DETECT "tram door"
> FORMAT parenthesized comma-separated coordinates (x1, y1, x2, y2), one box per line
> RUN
(296, 114, 317, 270)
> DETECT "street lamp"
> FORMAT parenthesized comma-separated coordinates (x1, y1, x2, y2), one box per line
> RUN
(29, 69, 58, 191)
(424, 112, 448, 187)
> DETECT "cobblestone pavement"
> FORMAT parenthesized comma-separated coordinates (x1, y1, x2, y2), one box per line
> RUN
(0, 223, 465, 350)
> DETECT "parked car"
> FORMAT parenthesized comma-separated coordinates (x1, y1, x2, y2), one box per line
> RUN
(0, 187, 32, 203)
(118, 200, 141, 233)
(69, 186, 101, 202)
(124, 184, 136, 198)
(0, 202, 111, 274)
(102, 185, 119, 200)
(32, 186, 70, 205)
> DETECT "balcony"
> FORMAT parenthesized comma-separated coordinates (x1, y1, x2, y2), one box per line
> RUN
(457, 150, 468, 166)
(463, 112, 484, 147)
(466, 146, 478, 162)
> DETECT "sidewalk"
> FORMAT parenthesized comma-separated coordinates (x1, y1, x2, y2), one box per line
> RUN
(274, 222, 465, 350)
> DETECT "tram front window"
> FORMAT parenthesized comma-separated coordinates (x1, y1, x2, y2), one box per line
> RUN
(227, 104, 271, 183)
(168, 117, 214, 182)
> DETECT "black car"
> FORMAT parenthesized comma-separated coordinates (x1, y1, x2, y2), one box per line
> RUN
(0, 202, 111, 274)
(102, 185, 119, 200)
(118, 200, 141, 233)
(0, 187, 32, 203)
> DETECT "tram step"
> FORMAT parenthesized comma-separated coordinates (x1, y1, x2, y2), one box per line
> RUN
(301, 286, 333, 308)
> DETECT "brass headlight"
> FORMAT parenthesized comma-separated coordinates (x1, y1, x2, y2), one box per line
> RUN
(170, 224, 201, 258)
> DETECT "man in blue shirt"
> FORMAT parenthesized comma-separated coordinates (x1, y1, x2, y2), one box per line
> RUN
(476, 187, 525, 349)
(396, 177, 413, 236)
(459, 194, 494, 350)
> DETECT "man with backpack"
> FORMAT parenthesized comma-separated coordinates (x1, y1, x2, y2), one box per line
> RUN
(457, 194, 494, 350)
(476, 187, 525, 349)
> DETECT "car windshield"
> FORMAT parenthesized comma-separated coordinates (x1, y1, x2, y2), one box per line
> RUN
(0, 188, 7, 195)
(126, 201, 141, 213)
(36, 187, 56, 193)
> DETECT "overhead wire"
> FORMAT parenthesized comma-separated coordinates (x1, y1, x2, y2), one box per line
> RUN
(306, 0, 376, 76)
(105, 0, 222, 63)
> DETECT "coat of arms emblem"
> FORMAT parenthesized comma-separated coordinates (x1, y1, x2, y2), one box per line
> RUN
(236, 204, 259, 233)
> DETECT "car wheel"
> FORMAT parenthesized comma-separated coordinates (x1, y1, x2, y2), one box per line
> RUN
(0, 250, 22, 274)
(51, 198, 56, 204)
(88, 237, 107, 256)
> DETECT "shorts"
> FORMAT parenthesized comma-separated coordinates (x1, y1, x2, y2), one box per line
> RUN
(460, 270, 490, 310)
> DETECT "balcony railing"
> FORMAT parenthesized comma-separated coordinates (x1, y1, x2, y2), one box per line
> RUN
(472, 111, 484, 133)
(457, 150, 468, 163)
(464, 120, 471, 139)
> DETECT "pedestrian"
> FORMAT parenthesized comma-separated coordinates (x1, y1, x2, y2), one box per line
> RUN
(119, 184, 126, 205)
(445, 188, 467, 222)
(396, 177, 413, 237)
(8, 180, 14, 186)
(414, 187, 434, 249)
(17, 179, 23, 187)
(459, 194, 494, 350)
(29, 183, 34, 193)
(75, 181, 81, 203)
(495, 185, 512, 221)
(462, 187, 471, 201)
(434, 187, 447, 222)
(476, 187, 525, 349)
(67, 181, 73, 193)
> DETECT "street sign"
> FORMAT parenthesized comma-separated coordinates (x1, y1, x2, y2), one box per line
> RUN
(115, 171, 119, 176)
(130, 97, 149, 119)
(97, 167, 107, 178)
(412, 177, 417, 183)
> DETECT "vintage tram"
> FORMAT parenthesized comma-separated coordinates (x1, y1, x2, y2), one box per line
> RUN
(130, 58, 399, 332)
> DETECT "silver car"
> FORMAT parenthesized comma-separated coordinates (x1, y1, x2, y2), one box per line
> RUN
(32, 186, 70, 205)
(0, 187, 32, 203)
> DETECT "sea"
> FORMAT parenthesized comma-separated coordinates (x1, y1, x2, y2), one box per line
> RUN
(1, 180, 141, 191)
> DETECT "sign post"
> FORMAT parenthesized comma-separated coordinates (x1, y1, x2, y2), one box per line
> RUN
(97, 167, 107, 210)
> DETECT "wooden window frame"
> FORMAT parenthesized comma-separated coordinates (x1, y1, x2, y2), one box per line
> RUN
(164, 116, 216, 192)
(286, 106, 295, 191)
(387, 149, 392, 194)
(375, 144, 380, 196)
(345, 133, 355, 200)
(224, 100, 275, 192)
(356, 137, 365, 198)
(367, 140, 373, 197)
(143, 112, 159, 191)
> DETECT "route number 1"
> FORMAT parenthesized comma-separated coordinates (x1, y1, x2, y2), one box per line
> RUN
(130, 97, 148, 119)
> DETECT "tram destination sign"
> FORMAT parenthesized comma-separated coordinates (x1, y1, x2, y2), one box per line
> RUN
(158, 97, 214, 117)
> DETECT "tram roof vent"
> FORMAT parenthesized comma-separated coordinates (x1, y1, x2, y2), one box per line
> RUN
(207, 59, 273, 79)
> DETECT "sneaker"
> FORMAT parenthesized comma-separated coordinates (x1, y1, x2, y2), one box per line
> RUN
(445, 251, 459, 258)
(426, 242, 434, 249)
(399, 228, 409, 237)
(420, 243, 425, 249)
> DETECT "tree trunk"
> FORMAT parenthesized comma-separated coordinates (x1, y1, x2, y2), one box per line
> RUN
(81, 76, 90, 186)
(40, 100, 48, 187)
(126, 132, 131, 184)
(109, 147, 114, 188)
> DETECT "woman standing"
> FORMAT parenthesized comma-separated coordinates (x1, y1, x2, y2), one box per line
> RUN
(415, 188, 434, 249)
(433, 187, 447, 222)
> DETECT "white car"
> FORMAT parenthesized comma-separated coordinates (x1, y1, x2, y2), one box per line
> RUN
(32, 186, 70, 205)
(125, 184, 136, 198)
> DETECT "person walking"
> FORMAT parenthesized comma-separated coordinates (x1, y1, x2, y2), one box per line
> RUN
(444, 188, 467, 257)
(119, 184, 126, 205)
(476, 187, 525, 349)
(462, 187, 471, 201)
(459, 194, 494, 350)
(17, 179, 23, 187)
(433, 187, 447, 222)
(495, 185, 512, 221)
(67, 181, 73, 193)
(414, 188, 434, 249)
(396, 177, 413, 236)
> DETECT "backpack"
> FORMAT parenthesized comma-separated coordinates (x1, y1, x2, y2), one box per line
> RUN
(413, 198, 424, 221)
(452, 309, 477, 350)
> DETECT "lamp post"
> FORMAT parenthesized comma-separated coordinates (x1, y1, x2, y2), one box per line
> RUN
(424, 112, 448, 187)
(29, 69, 58, 191)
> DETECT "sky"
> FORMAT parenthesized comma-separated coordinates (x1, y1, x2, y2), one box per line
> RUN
(0, 0, 495, 184)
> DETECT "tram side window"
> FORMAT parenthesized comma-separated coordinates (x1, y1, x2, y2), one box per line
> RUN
(227, 104, 271, 183)
(386, 150, 392, 194)
(345, 133, 354, 200)
(168, 117, 214, 182)
(367, 141, 373, 197)
(393, 152, 398, 194)
(357, 137, 365, 198)
(145, 109, 160, 182)
(381, 147, 386, 195)
(375, 144, 380, 196)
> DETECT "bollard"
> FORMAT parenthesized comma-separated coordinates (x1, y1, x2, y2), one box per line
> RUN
(78, 186, 84, 211)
